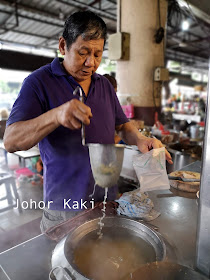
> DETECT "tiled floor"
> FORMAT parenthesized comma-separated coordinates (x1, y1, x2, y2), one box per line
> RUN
(0, 208, 42, 232)
(0, 150, 43, 232)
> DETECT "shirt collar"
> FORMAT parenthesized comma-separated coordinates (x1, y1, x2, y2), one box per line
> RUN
(51, 57, 101, 81)
(92, 72, 100, 81)
(51, 57, 67, 76)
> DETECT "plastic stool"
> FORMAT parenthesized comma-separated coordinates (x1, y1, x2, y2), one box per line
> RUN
(0, 172, 22, 213)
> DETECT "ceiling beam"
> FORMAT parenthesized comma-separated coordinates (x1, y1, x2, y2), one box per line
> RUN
(0, 8, 116, 37)
(0, 49, 54, 71)
(0, 38, 57, 51)
(0, 0, 118, 23)
(167, 25, 203, 40)
(166, 49, 208, 63)
(106, 0, 116, 4)
(0, 0, 61, 21)
(184, 0, 210, 25)
(167, 23, 198, 36)
(186, 36, 210, 44)
(54, 0, 117, 21)
(166, 45, 209, 59)
(191, 46, 210, 55)
(0, 27, 55, 40)
(0, 9, 64, 27)
(167, 34, 208, 50)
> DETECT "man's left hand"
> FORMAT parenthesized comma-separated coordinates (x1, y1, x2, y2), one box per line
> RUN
(137, 136, 173, 164)
(116, 122, 173, 164)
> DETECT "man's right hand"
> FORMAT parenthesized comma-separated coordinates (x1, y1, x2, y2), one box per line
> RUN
(4, 99, 92, 152)
(56, 99, 93, 130)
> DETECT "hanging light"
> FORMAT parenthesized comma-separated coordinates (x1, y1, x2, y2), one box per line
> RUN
(178, 0, 188, 8)
(182, 20, 190, 31)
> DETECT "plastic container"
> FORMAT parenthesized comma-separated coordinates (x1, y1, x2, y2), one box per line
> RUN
(15, 167, 34, 178)
(121, 104, 134, 118)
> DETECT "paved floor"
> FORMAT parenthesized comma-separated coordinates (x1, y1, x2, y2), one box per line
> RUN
(0, 150, 42, 234)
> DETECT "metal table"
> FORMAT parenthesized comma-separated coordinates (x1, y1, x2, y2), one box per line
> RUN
(0, 234, 56, 280)
(14, 146, 40, 167)
(0, 161, 204, 280)
(0, 141, 40, 168)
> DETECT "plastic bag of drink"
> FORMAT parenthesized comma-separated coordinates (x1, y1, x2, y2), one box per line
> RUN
(133, 147, 170, 192)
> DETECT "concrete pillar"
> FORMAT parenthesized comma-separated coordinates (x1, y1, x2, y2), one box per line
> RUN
(116, 0, 168, 125)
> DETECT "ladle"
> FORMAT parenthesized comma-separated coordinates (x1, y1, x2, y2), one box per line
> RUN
(73, 86, 85, 146)
(73, 86, 125, 188)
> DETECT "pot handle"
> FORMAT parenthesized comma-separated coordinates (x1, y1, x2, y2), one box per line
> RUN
(49, 266, 73, 280)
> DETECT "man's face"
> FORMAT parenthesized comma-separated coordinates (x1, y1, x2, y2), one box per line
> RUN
(59, 36, 104, 82)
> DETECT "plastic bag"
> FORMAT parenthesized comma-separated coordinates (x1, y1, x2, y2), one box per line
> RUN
(115, 189, 160, 221)
(133, 147, 170, 192)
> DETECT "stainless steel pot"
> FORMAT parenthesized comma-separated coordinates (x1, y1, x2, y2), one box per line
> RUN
(190, 125, 205, 140)
(50, 217, 166, 280)
(129, 262, 209, 280)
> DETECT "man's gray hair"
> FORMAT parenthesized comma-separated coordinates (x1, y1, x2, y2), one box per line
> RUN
(62, 11, 107, 49)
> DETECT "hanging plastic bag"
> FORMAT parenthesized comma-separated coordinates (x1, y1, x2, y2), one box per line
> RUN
(133, 147, 170, 192)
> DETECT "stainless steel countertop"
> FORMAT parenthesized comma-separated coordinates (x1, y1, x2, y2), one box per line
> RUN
(150, 161, 201, 269)
(149, 189, 198, 268)
(0, 161, 205, 279)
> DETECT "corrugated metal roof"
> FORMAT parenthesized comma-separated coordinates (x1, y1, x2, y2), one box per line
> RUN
(0, 0, 117, 49)
(0, 0, 209, 69)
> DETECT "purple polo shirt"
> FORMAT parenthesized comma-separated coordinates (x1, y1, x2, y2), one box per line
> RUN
(7, 57, 128, 210)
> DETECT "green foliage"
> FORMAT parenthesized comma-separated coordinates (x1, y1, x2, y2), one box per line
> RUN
(97, 58, 116, 75)
(0, 80, 10, 94)
(0, 80, 21, 94)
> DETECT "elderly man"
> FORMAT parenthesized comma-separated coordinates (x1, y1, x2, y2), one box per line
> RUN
(4, 11, 172, 231)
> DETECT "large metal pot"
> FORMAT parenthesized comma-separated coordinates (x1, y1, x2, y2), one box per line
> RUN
(50, 217, 166, 280)
(128, 262, 209, 280)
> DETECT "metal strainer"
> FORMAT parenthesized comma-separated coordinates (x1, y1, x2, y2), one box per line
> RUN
(73, 86, 125, 188)
(88, 143, 125, 188)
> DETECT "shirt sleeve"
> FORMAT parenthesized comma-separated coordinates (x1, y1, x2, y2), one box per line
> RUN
(6, 77, 45, 127)
(113, 90, 129, 126)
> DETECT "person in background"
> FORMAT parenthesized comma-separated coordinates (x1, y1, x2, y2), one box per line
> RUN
(0, 108, 9, 120)
(103, 74, 117, 92)
(4, 11, 172, 232)
(198, 98, 206, 121)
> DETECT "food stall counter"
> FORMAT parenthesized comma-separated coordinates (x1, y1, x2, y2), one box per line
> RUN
(0, 161, 202, 280)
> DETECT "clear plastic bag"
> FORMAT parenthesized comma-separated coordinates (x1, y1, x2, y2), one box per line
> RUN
(133, 147, 170, 192)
